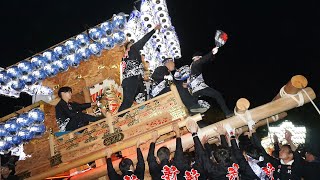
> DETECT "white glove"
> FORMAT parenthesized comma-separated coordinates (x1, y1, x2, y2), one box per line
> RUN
(212, 47, 219, 55)
(164, 75, 173, 81)
(174, 71, 180, 80)
(224, 124, 235, 137)
(247, 119, 255, 131)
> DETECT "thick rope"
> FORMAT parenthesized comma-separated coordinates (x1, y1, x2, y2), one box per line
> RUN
(279, 86, 320, 115)
(234, 107, 255, 130)
(279, 86, 304, 107)
(301, 89, 320, 115)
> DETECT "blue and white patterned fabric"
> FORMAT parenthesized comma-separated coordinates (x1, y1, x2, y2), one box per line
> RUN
(187, 74, 209, 94)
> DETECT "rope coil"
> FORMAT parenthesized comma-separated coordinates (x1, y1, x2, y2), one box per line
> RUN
(301, 89, 320, 115)
(279, 86, 320, 115)
(234, 107, 255, 130)
(279, 86, 304, 107)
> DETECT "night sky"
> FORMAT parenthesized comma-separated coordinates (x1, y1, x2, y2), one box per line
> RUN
(0, 0, 319, 135)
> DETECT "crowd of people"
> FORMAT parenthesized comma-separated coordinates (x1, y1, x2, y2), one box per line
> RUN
(104, 121, 320, 180)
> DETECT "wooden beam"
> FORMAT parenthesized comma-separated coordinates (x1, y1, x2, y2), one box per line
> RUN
(273, 75, 308, 100)
(235, 98, 250, 114)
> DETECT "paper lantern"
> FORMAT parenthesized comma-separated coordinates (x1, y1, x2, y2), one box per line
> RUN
(4, 118, 21, 134)
(113, 13, 127, 30)
(100, 21, 114, 36)
(18, 60, 34, 75)
(16, 113, 34, 127)
(0, 124, 8, 137)
(7, 66, 22, 80)
(0, 70, 11, 85)
(0, 140, 11, 151)
(65, 39, 80, 54)
(10, 79, 25, 91)
(89, 28, 104, 42)
(20, 74, 37, 86)
(28, 108, 45, 124)
(17, 129, 34, 142)
(53, 45, 68, 60)
(89, 42, 102, 56)
(43, 64, 59, 77)
(76, 34, 90, 48)
(29, 124, 46, 137)
(31, 69, 47, 81)
(100, 36, 115, 50)
(76, 48, 91, 62)
(31, 55, 48, 69)
(53, 59, 69, 72)
(112, 31, 126, 45)
(42, 50, 57, 63)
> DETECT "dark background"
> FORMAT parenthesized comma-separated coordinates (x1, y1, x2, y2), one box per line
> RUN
(0, 0, 319, 148)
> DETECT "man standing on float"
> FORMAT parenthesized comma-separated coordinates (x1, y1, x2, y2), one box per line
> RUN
(188, 47, 232, 117)
(118, 24, 161, 113)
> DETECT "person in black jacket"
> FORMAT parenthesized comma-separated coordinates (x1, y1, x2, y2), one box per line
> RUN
(150, 58, 175, 97)
(188, 47, 232, 117)
(174, 65, 209, 114)
(251, 127, 303, 180)
(106, 138, 145, 180)
(118, 25, 161, 113)
(301, 146, 320, 180)
(147, 123, 189, 180)
(55, 86, 104, 132)
(0, 164, 19, 180)
(271, 134, 281, 158)
(186, 120, 211, 180)
(151, 58, 207, 113)
(229, 133, 265, 179)
(186, 121, 236, 180)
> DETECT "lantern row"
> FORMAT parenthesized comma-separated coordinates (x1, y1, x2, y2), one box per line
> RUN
(0, 13, 128, 98)
(0, 108, 46, 154)
(125, 0, 181, 70)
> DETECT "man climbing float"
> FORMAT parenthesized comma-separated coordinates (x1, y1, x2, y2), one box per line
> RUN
(118, 24, 161, 113)
(187, 30, 232, 117)
(151, 58, 207, 113)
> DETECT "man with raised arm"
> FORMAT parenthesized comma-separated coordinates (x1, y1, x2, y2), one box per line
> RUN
(106, 138, 145, 180)
(251, 127, 303, 180)
(118, 24, 161, 113)
(147, 123, 189, 180)
(188, 48, 232, 117)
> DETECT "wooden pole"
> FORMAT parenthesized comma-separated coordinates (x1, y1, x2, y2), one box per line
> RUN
(269, 75, 307, 129)
(235, 98, 250, 114)
(49, 130, 55, 157)
(273, 75, 308, 100)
